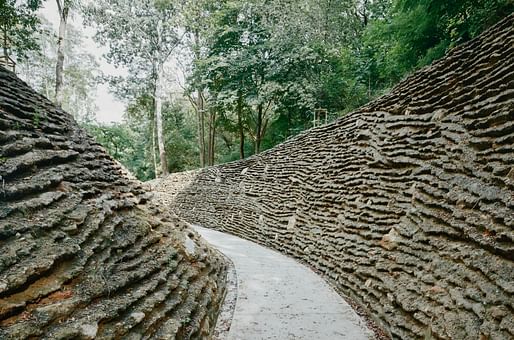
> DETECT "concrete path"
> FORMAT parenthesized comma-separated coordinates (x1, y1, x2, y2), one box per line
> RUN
(194, 226, 374, 340)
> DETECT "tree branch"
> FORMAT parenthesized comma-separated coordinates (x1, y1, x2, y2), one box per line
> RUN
(186, 93, 198, 111)
(163, 31, 186, 60)
(262, 99, 272, 117)
(56, 0, 63, 17)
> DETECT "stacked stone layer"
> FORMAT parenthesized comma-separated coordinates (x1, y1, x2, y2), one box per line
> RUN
(156, 15, 514, 339)
(0, 69, 228, 339)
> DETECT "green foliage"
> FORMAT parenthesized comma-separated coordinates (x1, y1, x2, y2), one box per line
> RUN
(85, 95, 204, 181)
(192, 0, 350, 155)
(17, 18, 101, 123)
(12, 0, 511, 179)
(33, 109, 40, 128)
(366, 0, 514, 78)
(0, 0, 43, 60)
(180, 0, 514, 167)
(84, 121, 155, 180)
(83, 0, 181, 101)
(162, 100, 201, 172)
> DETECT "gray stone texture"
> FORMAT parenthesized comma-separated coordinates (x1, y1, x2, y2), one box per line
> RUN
(154, 15, 514, 340)
(0, 68, 227, 339)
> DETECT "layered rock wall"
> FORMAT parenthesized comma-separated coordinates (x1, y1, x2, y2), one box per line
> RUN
(0, 69, 227, 339)
(156, 15, 514, 339)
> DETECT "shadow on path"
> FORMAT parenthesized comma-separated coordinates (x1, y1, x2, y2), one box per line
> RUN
(194, 226, 374, 340)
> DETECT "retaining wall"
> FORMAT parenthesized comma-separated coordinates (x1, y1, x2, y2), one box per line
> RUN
(0, 68, 227, 339)
(157, 15, 514, 339)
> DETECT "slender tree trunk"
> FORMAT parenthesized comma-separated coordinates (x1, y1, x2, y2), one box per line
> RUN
(151, 115, 158, 178)
(155, 61, 168, 176)
(55, 1, 69, 106)
(210, 111, 216, 165)
(197, 89, 206, 167)
(193, 31, 206, 167)
(45, 80, 51, 98)
(323, 0, 331, 43)
(154, 18, 168, 176)
(207, 112, 212, 166)
(368, 72, 371, 101)
(255, 103, 263, 154)
(207, 110, 216, 166)
(361, 0, 369, 26)
(3, 26, 8, 62)
(287, 110, 291, 137)
(237, 92, 245, 159)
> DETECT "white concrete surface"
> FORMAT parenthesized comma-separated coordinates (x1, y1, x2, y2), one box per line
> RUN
(194, 226, 374, 340)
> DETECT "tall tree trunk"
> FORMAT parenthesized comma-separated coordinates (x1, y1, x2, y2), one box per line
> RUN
(3, 26, 8, 62)
(193, 31, 206, 167)
(197, 89, 206, 167)
(151, 115, 158, 178)
(361, 0, 369, 26)
(154, 18, 168, 176)
(211, 111, 216, 165)
(255, 103, 263, 154)
(207, 110, 216, 166)
(155, 61, 168, 176)
(55, 1, 69, 107)
(237, 92, 245, 159)
(286, 110, 291, 137)
(207, 112, 212, 166)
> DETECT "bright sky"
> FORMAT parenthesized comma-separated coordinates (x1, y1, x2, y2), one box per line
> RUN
(39, 2, 126, 124)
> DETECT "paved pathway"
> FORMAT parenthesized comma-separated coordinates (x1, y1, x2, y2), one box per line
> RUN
(194, 226, 374, 340)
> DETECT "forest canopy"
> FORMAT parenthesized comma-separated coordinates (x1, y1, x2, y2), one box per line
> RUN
(2, 0, 513, 180)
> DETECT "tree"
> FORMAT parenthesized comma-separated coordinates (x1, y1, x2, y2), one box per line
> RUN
(71, 0, 514, 178)
(17, 18, 101, 123)
(197, 1, 267, 155)
(85, 0, 183, 176)
(84, 121, 155, 180)
(360, 0, 514, 85)
(196, 0, 332, 155)
(181, 0, 217, 167)
(125, 93, 159, 177)
(84, 94, 202, 180)
(179, 0, 514, 168)
(0, 0, 42, 64)
(54, 0, 74, 106)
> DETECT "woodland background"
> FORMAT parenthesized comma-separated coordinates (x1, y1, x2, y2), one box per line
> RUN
(2, 0, 513, 180)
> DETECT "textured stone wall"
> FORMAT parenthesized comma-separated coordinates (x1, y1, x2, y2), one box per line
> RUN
(0, 69, 227, 339)
(155, 15, 514, 339)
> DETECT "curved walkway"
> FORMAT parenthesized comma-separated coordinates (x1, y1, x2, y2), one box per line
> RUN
(194, 226, 374, 340)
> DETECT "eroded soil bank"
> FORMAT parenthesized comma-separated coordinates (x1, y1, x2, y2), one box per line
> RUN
(0, 68, 228, 339)
(153, 15, 514, 340)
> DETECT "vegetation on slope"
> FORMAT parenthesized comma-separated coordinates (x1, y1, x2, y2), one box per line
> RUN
(2, 0, 512, 179)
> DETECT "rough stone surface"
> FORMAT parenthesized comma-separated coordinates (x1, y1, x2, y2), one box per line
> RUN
(154, 15, 514, 340)
(0, 68, 228, 339)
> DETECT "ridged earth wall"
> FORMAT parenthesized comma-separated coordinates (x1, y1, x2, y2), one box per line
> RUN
(0, 69, 227, 339)
(156, 15, 514, 339)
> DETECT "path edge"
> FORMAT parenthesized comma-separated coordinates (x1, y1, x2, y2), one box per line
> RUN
(205, 235, 238, 339)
